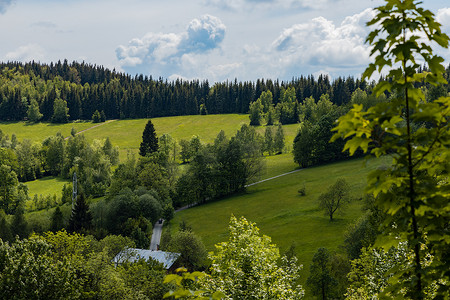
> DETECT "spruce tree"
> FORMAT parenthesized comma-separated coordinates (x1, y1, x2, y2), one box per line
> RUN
(51, 206, 64, 232)
(139, 120, 158, 156)
(68, 193, 92, 233)
(11, 207, 28, 239)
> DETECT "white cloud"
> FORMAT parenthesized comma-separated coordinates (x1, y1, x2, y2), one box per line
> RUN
(0, 0, 14, 14)
(4, 44, 46, 62)
(204, 0, 334, 11)
(437, 8, 450, 34)
(116, 15, 226, 77)
(270, 8, 375, 76)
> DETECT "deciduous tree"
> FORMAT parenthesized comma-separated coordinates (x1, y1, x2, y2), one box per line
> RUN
(51, 98, 69, 123)
(203, 215, 304, 299)
(331, 0, 450, 297)
(318, 178, 351, 221)
(26, 98, 43, 123)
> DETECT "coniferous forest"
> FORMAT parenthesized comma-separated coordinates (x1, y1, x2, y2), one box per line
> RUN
(0, 60, 379, 121)
(1, 0, 450, 297)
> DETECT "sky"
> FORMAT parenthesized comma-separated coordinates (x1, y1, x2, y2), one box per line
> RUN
(1, 0, 449, 82)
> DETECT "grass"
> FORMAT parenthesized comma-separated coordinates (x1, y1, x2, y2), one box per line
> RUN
(258, 153, 298, 181)
(13, 115, 298, 202)
(1, 115, 301, 161)
(165, 156, 388, 283)
(26, 176, 69, 199)
(0, 121, 94, 142)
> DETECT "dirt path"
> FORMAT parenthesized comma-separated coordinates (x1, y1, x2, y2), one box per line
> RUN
(64, 119, 117, 140)
(150, 168, 303, 246)
(245, 169, 302, 187)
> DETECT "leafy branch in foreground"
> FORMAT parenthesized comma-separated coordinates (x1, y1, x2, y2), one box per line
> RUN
(331, 0, 450, 298)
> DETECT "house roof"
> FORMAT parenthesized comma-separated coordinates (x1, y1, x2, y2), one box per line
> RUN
(113, 248, 180, 269)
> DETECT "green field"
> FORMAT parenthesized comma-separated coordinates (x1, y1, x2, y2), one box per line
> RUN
(165, 156, 387, 281)
(26, 176, 70, 198)
(1, 115, 300, 161)
(0, 121, 94, 141)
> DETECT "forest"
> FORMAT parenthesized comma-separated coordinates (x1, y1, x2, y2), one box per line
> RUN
(0, 60, 377, 121)
(1, 0, 450, 299)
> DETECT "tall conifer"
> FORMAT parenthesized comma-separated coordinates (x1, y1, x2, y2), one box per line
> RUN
(139, 120, 158, 156)
(68, 193, 92, 233)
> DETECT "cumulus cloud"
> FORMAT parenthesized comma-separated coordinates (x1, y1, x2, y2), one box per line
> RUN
(31, 21, 58, 29)
(116, 15, 225, 77)
(270, 8, 375, 76)
(4, 44, 46, 62)
(0, 0, 13, 14)
(437, 8, 450, 34)
(204, 0, 333, 11)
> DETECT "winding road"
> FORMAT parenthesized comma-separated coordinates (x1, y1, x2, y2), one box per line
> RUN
(149, 168, 303, 249)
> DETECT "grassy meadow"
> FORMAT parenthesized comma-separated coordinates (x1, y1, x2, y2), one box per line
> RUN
(165, 156, 388, 282)
(0, 121, 94, 141)
(26, 176, 70, 199)
(1, 115, 300, 161)
(4, 114, 386, 285)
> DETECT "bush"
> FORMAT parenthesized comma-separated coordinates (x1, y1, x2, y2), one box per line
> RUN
(298, 184, 306, 196)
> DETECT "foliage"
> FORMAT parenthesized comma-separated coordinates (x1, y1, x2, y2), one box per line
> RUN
(263, 126, 274, 155)
(175, 126, 264, 208)
(318, 178, 351, 221)
(199, 103, 208, 115)
(273, 123, 285, 154)
(68, 193, 93, 233)
(0, 237, 81, 299)
(50, 206, 65, 232)
(293, 108, 349, 168)
(0, 61, 376, 122)
(42, 133, 65, 176)
(26, 98, 43, 123)
(0, 164, 19, 214)
(277, 87, 299, 124)
(331, 0, 450, 297)
(202, 215, 304, 299)
(139, 120, 159, 157)
(297, 184, 306, 196)
(306, 247, 338, 300)
(164, 268, 225, 299)
(15, 139, 42, 181)
(248, 98, 264, 126)
(11, 206, 29, 239)
(345, 242, 438, 299)
(51, 98, 70, 123)
(164, 230, 208, 271)
(92, 109, 102, 123)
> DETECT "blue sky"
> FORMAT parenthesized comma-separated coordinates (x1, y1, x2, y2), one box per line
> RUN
(1, 0, 449, 82)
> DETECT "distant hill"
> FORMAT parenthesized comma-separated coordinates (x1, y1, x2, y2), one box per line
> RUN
(0, 60, 370, 121)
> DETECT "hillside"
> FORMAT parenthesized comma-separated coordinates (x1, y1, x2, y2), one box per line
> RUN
(3, 114, 300, 161)
(165, 156, 387, 280)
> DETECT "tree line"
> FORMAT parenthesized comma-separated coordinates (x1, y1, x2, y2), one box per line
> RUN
(0, 60, 374, 122)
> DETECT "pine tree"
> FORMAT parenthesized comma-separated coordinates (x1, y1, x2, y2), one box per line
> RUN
(11, 207, 28, 239)
(68, 193, 92, 233)
(50, 206, 64, 232)
(139, 120, 158, 156)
